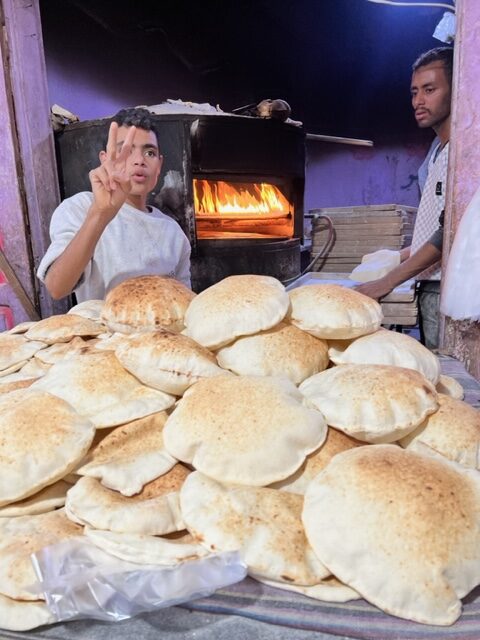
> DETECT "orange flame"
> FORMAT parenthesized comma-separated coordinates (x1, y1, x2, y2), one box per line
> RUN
(194, 179, 291, 216)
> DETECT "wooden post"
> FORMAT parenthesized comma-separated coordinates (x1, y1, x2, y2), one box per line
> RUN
(0, 0, 67, 322)
(441, 0, 480, 380)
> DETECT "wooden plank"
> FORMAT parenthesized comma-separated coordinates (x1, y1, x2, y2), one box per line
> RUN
(0, 249, 40, 320)
(382, 317, 418, 326)
(381, 303, 417, 316)
(1, 0, 67, 320)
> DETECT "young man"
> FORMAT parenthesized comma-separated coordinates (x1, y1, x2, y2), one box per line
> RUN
(355, 47, 453, 350)
(37, 107, 191, 302)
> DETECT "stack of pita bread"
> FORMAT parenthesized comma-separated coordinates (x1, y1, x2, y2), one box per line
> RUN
(0, 273, 478, 631)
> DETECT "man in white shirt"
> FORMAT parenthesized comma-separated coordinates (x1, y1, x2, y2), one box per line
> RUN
(37, 107, 191, 302)
(356, 47, 453, 349)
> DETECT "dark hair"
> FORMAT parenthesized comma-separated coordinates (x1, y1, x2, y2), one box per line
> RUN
(108, 107, 160, 148)
(412, 47, 453, 87)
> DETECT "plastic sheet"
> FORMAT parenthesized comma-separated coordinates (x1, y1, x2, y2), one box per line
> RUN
(31, 536, 247, 623)
(441, 183, 480, 321)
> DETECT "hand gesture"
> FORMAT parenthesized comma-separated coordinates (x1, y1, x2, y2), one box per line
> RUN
(89, 122, 136, 221)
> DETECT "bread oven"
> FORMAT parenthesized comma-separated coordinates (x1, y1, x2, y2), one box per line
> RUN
(55, 113, 305, 292)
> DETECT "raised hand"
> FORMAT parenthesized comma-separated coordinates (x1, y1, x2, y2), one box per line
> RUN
(89, 122, 137, 221)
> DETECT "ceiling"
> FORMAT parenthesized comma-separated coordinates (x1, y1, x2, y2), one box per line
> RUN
(40, 0, 450, 138)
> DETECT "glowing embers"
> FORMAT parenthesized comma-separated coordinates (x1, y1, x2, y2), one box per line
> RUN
(193, 179, 294, 239)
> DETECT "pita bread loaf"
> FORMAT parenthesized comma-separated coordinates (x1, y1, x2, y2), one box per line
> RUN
(303, 445, 480, 625)
(0, 509, 82, 600)
(399, 395, 480, 468)
(183, 274, 290, 349)
(288, 284, 383, 339)
(270, 427, 364, 494)
(0, 359, 28, 377)
(299, 364, 438, 443)
(163, 375, 327, 485)
(0, 480, 70, 517)
(436, 374, 465, 400)
(180, 471, 330, 585)
(328, 328, 441, 384)
(0, 334, 46, 371)
(84, 528, 210, 565)
(0, 389, 95, 506)
(7, 321, 37, 335)
(34, 336, 91, 365)
(115, 329, 226, 395)
(216, 322, 329, 385)
(0, 593, 55, 631)
(31, 350, 175, 428)
(257, 576, 361, 603)
(0, 378, 37, 394)
(66, 466, 189, 535)
(101, 275, 195, 334)
(77, 412, 177, 496)
(25, 313, 103, 344)
(67, 299, 105, 321)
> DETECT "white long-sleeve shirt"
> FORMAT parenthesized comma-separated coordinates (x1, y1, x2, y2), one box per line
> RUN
(37, 192, 191, 302)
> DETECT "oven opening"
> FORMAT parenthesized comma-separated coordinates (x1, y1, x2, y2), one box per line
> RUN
(193, 178, 294, 240)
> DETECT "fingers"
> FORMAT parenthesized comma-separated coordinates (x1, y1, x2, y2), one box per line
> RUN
(116, 125, 136, 164)
(105, 122, 118, 161)
(89, 166, 111, 192)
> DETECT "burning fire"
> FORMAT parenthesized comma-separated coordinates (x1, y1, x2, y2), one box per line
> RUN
(194, 179, 291, 216)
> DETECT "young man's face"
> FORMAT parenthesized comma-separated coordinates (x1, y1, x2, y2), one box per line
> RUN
(116, 125, 163, 198)
(410, 62, 452, 132)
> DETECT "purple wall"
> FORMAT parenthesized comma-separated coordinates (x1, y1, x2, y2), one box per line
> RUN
(304, 138, 431, 212)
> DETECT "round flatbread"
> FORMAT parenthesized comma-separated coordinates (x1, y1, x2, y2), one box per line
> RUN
(66, 466, 189, 535)
(216, 322, 329, 385)
(399, 394, 480, 468)
(302, 445, 480, 625)
(328, 328, 441, 384)
(0, 389, 95, 506)
(256, 576, 361, 603)
(84, 528, 210, 565)
(180, 471, 329, 585)
(77, 412, 177, 496)
(0, 333, 46, 372)
(25, 313, 103, 344)
(0, 593, 55, 631)
(67, 299, 105, 321)
(183, 274, 290, 349)
(299, 364, 438, 443)
(288, 284, 383, 339)
(101, 275, 195, 334)
(31, 350, 176, 428)
(270, 427, 364, 494)
(0, 509, 82, 600)
(163, 375, 327, 485)
(436, 374, 465, 400)
(0, 480, 70, 517)
(115, 329, 225, 395)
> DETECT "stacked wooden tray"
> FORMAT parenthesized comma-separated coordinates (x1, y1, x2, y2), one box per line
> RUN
(310, 204, 416, 273)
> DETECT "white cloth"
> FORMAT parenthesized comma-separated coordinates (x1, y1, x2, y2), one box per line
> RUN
(37, 192, 191, 302)
(410, 142, 449, 281)
(441, 181, 480, 321)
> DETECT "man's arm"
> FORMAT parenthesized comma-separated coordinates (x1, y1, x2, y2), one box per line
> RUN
(354, 242, 441, 300)
(43, 123, 136, 300)
(44, 206, 111, 299)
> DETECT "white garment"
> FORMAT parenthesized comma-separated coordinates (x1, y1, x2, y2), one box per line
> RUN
(410, 142, 449, 281)
(37, 192, 191, 302)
